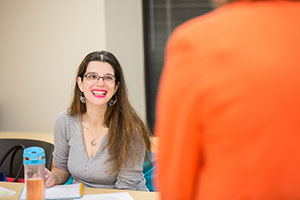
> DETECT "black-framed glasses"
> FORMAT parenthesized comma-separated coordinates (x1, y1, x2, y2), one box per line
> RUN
(84, 73, 115, 84)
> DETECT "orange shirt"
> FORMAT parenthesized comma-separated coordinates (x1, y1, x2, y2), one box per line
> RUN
(155, 1, 300, 199)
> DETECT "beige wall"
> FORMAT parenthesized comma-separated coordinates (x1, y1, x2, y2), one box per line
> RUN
(0, 0, 146, 132)
(105, 0, 146, 120)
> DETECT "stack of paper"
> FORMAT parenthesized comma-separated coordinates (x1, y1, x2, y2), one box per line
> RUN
(19, 183, 135, 200)
(19, 183, 83, 200)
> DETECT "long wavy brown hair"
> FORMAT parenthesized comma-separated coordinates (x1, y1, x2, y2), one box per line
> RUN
(69, 51, 152, 172)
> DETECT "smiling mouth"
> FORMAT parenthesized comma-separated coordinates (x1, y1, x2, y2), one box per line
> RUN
(92, 91, 107, 96)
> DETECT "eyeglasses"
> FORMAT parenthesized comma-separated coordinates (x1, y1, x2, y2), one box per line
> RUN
(84, 73, 115, 84)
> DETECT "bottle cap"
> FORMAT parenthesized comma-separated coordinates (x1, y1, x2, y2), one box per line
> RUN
(23, 146, 46, 165)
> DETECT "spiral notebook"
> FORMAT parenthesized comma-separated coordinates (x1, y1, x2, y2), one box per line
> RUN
(19, 183, 83, 200)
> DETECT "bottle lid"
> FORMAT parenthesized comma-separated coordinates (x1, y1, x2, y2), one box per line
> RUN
(23, 146, 46, 165)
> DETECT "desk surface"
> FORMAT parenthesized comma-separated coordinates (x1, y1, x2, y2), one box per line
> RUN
(0, 131, 54, 144)
(0, 182, 160, 200)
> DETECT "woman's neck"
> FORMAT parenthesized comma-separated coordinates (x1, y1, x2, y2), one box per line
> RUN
(83, 103, 107, 128)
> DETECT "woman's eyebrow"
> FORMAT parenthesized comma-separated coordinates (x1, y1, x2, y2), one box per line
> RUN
(105, 73, 115, 76)
(85, 72, 115, 76)
(85, 71, 97, 74)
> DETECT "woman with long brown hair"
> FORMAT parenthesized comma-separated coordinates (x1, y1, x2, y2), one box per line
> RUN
(45, 51, 152, 191)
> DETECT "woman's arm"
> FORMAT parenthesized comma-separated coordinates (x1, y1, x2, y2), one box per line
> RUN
(45, 167, 70, 188)
(47, 111, 72, 187)
(115, 139, 148, 191)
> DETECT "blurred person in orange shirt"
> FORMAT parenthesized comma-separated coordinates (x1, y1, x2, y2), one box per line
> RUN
(155, 0, 300, 199)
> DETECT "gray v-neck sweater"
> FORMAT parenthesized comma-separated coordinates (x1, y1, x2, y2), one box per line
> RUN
(53, 111, 148, 191)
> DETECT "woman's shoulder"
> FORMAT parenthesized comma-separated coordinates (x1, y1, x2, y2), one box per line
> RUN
(55, 110, 80, 125)
(56, 110, 69, 121)
(54, 110, 81, 138)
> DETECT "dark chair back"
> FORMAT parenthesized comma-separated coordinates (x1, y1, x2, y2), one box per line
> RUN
(0, 139, 54, 179)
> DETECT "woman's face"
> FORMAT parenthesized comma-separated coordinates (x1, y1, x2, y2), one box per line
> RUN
(77, 61, 119, 107)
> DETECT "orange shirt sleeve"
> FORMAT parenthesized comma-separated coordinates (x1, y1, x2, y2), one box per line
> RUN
(155, 28, 204, 200)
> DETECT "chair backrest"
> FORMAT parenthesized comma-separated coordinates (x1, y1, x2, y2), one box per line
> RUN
(143, 153, 157, 191)
(0, 138, 54, 179)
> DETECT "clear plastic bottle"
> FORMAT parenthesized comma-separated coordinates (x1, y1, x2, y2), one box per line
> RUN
(23, 146, 45, 200)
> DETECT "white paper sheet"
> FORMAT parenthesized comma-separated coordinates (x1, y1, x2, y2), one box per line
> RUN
(79, 192, 134, 200)
(19, 183, 82, 199)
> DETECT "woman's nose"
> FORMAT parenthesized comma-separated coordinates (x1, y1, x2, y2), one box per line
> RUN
(95, 77, 105, 84)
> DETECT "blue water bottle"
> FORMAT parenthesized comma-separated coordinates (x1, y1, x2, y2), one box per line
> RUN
(23, 146, 46, 200)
